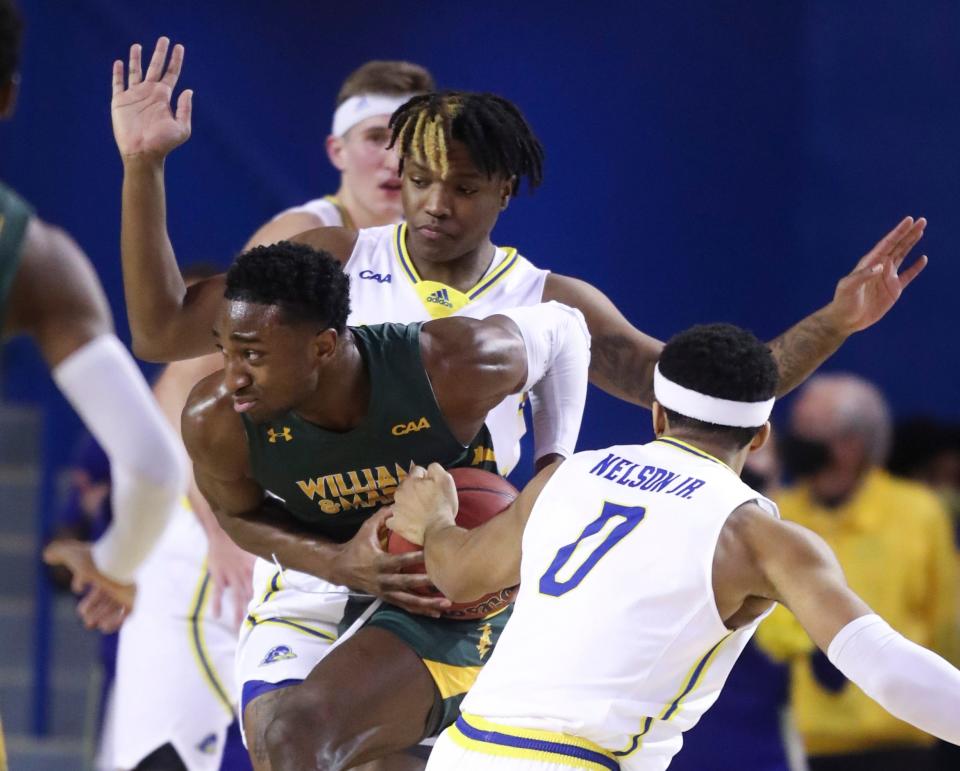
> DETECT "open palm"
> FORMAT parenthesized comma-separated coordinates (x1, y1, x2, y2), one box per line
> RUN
(112, 37, 192, 160)
(830, 216, 928, 334)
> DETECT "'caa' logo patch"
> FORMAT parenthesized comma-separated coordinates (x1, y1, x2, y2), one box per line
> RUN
(359, 269, 392, 284)
(392, 417, 431, 436)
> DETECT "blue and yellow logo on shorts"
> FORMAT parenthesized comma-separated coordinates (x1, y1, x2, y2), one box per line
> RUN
(260, 645, 297, 666)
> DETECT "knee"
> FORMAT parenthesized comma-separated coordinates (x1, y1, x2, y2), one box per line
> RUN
(264, 690, 349, 770)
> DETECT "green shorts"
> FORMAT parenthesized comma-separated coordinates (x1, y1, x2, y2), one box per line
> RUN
(340, 598, 513, 734)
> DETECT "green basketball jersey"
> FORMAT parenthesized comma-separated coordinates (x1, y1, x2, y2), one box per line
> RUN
(0, 182, 34, 326)
(242, 322, 499, 543)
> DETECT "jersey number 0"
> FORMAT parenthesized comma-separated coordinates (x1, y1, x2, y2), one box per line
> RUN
(539, 502, 647, 597)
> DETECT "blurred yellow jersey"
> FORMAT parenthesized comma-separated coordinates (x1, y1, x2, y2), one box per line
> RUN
(773, 468, 958, 756)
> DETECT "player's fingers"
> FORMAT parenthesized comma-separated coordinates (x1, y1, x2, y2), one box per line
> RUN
(128, 43, 143, 86)
(382, 591, 450, 617)
(210, 579, 223, 620)
(381, 550, 426, 570)
(70, 573, 89, 595)
(382, 572, 435, 592)
(890, 218, 926, 269)
(856, 216, 913, 269)
(175, 89, 193, 134)
(161, 43, 184, 88)
(112, 59, 124, 97)
(144, 36, 169, 82)
(898, 255, 928, 290)
(408, 463, 428, 480)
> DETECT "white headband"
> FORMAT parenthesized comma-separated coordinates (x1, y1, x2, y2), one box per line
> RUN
(654, 364, 774, 428)
(331, 93, 415, 138)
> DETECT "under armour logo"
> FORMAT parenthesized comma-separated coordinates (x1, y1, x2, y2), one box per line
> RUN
(268, 427, 293, 443)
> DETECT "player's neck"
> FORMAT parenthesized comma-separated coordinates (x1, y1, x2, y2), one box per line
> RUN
(334, 185, 399, 229)
(295, 329, 370, 431)
(408, 234, 498, 293)
(659, 432, 746, 473)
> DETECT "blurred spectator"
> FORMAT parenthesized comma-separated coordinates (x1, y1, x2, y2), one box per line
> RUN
(770, 374, 958, 771)
(889, 416, 960, 768)
(889, 416, 960, 540)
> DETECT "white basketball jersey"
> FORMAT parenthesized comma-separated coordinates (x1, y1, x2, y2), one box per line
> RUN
(462, 437, 778, 770)
(344, 223, 549, 476)
(272, 195, 347, 227)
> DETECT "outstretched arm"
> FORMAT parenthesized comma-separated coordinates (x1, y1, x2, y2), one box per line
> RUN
(544, 216, 927, 406)
(727, 505, 960, 745)
(387, 461, 561, 602)
(767, 216, 927, 394)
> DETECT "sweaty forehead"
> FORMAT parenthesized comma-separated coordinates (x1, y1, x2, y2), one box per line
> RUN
(215, 299, 287, 337)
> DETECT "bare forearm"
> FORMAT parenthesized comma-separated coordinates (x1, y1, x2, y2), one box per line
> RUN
(423, 524, 494, 602)
(588, 332, 660, 407)
(216, 503, 343, 582)
(768, 307, 846, 397)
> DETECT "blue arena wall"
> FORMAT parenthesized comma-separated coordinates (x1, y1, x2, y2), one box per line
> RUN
(2, 0, 959, 479)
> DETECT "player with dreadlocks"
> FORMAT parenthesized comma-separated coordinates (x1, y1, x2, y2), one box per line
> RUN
(112, 38, 928, 771)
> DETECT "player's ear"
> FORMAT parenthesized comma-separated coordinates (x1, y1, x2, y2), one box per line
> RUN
(652, 401, 667, 436)
(326, 134, 347, 172)
(749, 422, 772, 452)
(499, 177, 515, 210)
(314, 328, 339, 361)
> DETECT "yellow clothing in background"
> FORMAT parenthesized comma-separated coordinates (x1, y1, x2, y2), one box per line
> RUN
(770, 468, 957, 756)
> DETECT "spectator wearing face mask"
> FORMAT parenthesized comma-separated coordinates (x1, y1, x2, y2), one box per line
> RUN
(767, 374, 958, 771)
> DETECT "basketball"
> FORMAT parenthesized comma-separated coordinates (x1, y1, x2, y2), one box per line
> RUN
(387, 467, 520, 620)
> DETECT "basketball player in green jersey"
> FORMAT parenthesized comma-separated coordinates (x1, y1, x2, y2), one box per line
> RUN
(181, 240, 590, 770)
(0, 6, 187, 612)
(243, 60, 435, 246)
(114, 38, 926, 407)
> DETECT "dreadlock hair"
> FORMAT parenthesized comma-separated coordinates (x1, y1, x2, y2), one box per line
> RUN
(388, 91, 544, 195)
(658, 323, 779, 449)
(225, 242, 350, 333)
(0, 0, 23, 85)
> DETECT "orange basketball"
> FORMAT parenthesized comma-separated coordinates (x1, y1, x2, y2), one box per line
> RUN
(387, 467, 520, 620)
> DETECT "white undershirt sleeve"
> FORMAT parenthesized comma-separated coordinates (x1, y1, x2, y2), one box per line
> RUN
(495, 302, 591, 462)
(52, 335, 189, 582)
(827, 613, 960, 745)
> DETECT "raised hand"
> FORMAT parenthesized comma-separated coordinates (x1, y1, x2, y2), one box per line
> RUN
(112, 36, 192, 161)
(827, 216, 928, 334)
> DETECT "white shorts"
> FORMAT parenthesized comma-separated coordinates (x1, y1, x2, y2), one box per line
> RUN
(426, 715, 662, 771)
(107, 504, 242, 771)
(234, 558, 350, 728)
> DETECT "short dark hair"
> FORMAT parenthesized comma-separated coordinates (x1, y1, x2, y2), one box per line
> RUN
(336, 60, 435, 107)
(225, 242, 350, 332)
(388, 91, 544, 195)
(0, 0, 23, 85)
(658, 323, 779, 449)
